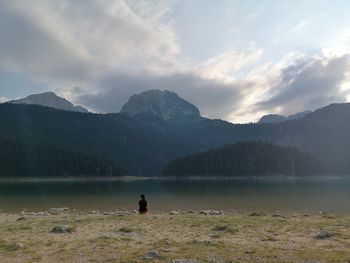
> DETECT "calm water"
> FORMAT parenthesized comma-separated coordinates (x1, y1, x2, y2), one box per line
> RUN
(1, 177, 350, 213)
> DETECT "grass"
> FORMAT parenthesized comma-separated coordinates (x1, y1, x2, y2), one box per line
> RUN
(0, 212, 350, 262)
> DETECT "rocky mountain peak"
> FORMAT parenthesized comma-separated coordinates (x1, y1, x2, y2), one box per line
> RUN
(120, 89, 201, 120)
(8, 92, 88, 113)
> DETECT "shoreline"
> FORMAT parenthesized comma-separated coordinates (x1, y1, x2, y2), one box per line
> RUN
(0, 174, 348, 182)
(0, 208, 348, 216)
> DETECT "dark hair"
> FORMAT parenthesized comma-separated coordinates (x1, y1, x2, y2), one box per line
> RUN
(141, 194, 145, 199)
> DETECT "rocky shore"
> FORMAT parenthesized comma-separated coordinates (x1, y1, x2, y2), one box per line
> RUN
(0, 209, 349, 262)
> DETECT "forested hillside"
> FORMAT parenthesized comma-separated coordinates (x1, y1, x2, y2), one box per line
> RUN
(0, 139, 124, 177)
(162, 141, 323, 176)
(1, 102, 350, 176)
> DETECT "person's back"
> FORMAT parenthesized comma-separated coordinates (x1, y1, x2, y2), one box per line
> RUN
(139, 194, 148, 214)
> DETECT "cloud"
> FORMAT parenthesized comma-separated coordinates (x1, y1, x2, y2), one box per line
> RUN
(197, 45, 262, 82)
(0, 0, 181, 85)
(76, 71, 244, 120)
(0, 1, 92, 85)
(255, 54, 350, 115)
(1, 0, 350, 123)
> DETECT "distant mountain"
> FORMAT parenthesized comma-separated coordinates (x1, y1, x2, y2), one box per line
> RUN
(8, 92, 88, 113)
(258, 114, 286, 124)
(162, 141, 323, 176)
(120, 89, 200, 120)
(258, 110, 311, 124)
(2, 91, 350, 176)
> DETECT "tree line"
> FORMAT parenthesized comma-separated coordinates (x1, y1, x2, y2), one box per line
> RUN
(0, 139, 125, 177)
(162, 141, 324, 176)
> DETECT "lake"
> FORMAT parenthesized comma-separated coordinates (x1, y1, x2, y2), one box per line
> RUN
(1, 177, 350, 213)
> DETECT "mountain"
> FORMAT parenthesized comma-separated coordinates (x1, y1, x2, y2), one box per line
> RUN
(8, 92, 88, 113)
(2, 92, 350, 176)
(287, 110, 312, 120)
(120, 89, 201, 120)
(258, 114, 286, 124)
(258, 110, 311, 124)
(162, 141, 323, 176)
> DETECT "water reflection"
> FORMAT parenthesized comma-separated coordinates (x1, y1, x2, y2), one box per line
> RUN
(0, 178, 349, 213)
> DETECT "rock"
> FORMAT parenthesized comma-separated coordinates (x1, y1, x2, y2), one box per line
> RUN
(13, 243, 24, 249)
(314, 230, 332, 240)
(199, 210, 224, 216)
(249, 212, 265, 217)
(272, 213, 286, 218)
(115, 210, 131, 216)
(186, 210, 195, 214)
(169, 210, 180, 215)
(103, 212, 114, 216)
(170, 260, 197, 263)
(143, 250, 159, 260)
(207, 257, 232, 263)
(30, 211, 48, 216)
(51, 225, 74, 234)
(89, 210, 99, 215)
(48, 207, 69, 215)
(16, 216, 27, 221)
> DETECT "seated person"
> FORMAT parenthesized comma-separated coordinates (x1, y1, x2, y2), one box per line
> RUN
(138, 194, 148, 214)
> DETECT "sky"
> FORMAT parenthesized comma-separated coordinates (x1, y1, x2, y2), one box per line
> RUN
(1, 0, 350, 123)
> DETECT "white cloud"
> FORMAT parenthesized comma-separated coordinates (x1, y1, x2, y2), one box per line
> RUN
(0, 97, 9, 103)
(197, 44, 263, 82)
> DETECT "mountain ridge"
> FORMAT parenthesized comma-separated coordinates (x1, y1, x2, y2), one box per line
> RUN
(7, 92, 89, 113)
(258, 110, 312, 124)
(2, 92, 350, 176)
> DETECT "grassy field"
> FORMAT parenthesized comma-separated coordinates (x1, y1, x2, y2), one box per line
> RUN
(0, 211, 350, 262)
